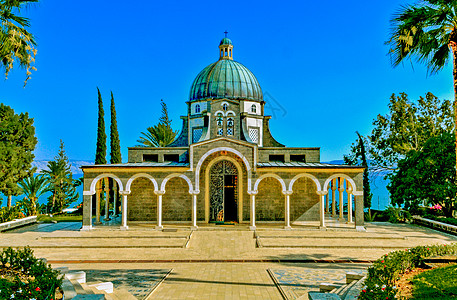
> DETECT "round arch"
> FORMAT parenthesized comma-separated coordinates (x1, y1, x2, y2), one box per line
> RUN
(323, 174, 359, 194)
(195, 147, 252, 192)
(288, 173, 321, 192)
(88, 173, 124, 194)
(125, 173, 159, 193)
(160, 173, 193, 193)
(204, 156, 245, 223)
(253, 173, 287, 193)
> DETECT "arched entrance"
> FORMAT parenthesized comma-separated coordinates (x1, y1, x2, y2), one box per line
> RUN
(209, 160, 238, 222)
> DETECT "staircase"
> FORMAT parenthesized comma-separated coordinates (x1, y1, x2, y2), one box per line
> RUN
(55, 267, 137, 300)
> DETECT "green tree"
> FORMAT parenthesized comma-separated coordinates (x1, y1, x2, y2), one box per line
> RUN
(95, 87, 107, 164)
(41, 140, 78, 213)
(18, 174, 48, 215)
(137, 99, 178, 147)
(110, 91, 121, 164)
(369, 92, 452, 171)
(0, 0, 38, 85)
(0, 103, 37, 208)
(344, 132, 373, 208)
(387, 132, 456, 217)
(386, 0, 457, 181)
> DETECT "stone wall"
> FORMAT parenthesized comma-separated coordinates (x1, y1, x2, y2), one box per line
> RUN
(128, 178, 157, 221)
(256, 177, 284, 221)
(290, 177, 320, 221)
(162, 177, 192, 221)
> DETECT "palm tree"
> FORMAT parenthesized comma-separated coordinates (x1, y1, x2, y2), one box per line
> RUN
(137, 100, 178, 147)
(137, 123, 177, 147)
(18, 174, 49, 215)
(0, 0, 38, 84)
(386, 0, 457, 182)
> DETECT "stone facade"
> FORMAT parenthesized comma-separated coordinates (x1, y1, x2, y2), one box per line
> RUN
(81, 37, 366, 231)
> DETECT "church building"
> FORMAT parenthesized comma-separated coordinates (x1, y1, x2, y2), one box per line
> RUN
(81, 37, 365, 231)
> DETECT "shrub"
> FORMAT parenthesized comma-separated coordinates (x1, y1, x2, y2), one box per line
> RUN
(0, 247, 62, 300)
(0, 206, 24, 223)
(358, 243, 457, 300)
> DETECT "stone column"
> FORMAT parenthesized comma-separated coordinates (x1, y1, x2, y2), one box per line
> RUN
(95, 181, 101, 225)
(190, 191, 199, 230)
(346, 183, 353, 223)
(283, 191, 292, 230)
(120, 192, 129, 230)
(317, 191, 327, 229)
(104, 181, 110, 221)
(249, 191, 257, 231)
(338, 178, 345, 221)
(81, 193, 93, 231)
(155, 191, 164, 230)
(331, 179, 336, 217)
(113, 186, 117, 217)
(354, 194, 365, 231)
(325, 193, 329, 214)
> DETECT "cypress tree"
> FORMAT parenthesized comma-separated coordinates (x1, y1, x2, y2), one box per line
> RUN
(110, 92, 122, 164)
(356, 132, 373, 209)
(95, 87, 107, 165)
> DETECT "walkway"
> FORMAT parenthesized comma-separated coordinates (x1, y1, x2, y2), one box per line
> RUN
(1, 221, 456, 299)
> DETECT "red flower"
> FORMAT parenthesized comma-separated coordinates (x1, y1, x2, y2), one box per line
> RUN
(384, 265, 387, 268)
(362, 289, 366, 293)
(35, 287, 40, 291)
(381, 260, 384, 263)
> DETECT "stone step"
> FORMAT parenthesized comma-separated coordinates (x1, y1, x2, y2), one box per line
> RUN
(61, 278, 78, 300)
(336, 279, 358, 297)
(346, 272, 364, 284)
(342, 276, 367, 300)
(320, 282, 342, 293)
(65, 270, 86, 283)
(87, 282, 114, 294)
(71, 279, 94, 295)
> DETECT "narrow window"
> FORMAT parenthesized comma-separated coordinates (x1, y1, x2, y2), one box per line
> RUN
(223, 103, 228, 111)
(195, 104, 200, 113)
(143, 154, 158, 162)
(269, 155, 285, 162)
(251, 104, 257, 113)
(290, 154, 306, 163)
(227, 117, 234, 127)
(164, 154, 179, 162)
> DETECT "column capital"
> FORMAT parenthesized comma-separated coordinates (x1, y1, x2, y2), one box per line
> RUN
(338, 187, 345, 192)
(83, 191, 95, 196)
(316, 190, 328, 196)
(154, 190, 165, 195)
(248, 191, 258, 195)
(282, 190, 293, 196)
(190, 190, 200, 195)
(119, 191, 131, 196)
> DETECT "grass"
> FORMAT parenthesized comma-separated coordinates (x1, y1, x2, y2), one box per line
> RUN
(37, 214, 82, 223)
(412, 264, 457, 299)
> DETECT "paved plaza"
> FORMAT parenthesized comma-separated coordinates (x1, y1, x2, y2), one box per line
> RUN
(2, 221, 457, 299)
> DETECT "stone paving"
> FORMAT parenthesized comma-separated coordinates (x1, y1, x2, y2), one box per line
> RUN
(1, 221, 456, 299)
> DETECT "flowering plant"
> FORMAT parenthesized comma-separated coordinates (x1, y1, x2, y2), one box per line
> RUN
(358, 243, 457, 300)
(0, 247, 62, 300)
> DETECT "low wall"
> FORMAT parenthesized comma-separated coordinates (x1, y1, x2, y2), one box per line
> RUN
(412, 215, 457, 235)
(0, 216, 37, 232)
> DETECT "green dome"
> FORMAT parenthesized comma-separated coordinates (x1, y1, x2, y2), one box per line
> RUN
(189, 59, 263, 102)
(220, 37, 232, 45)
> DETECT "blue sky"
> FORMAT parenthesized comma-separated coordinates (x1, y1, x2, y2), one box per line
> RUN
(0, 0, 453, 162)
